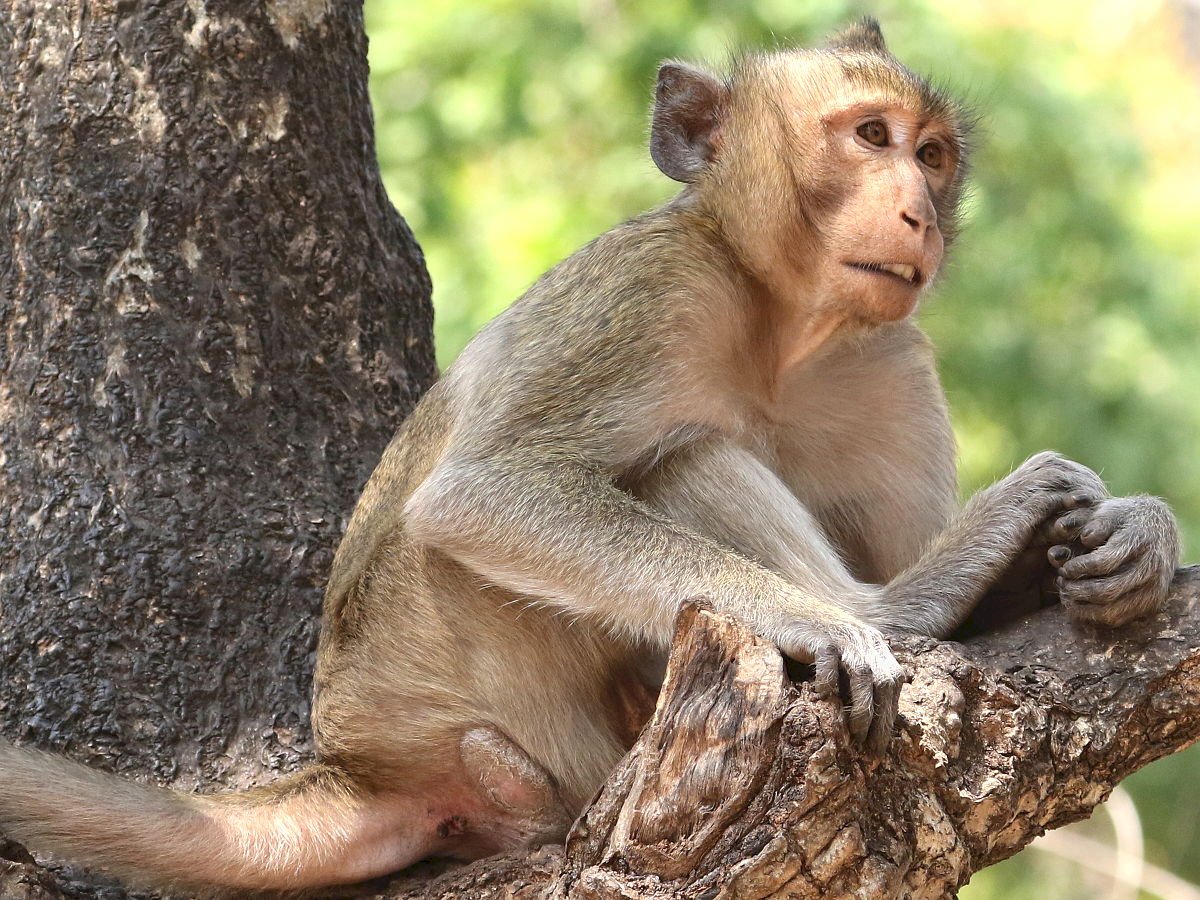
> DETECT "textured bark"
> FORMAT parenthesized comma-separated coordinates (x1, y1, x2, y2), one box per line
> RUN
(376, 567, 1200, 900)
(0, 0, 433, 895)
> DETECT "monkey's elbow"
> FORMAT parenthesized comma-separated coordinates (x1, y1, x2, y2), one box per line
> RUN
(404, 473, 455, 548)
(404, 464, 485, 550)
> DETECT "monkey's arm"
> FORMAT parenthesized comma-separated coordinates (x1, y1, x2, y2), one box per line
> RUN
(854, 458, 1180, 633)
(633, 438, 884, 623)
(634, 440, 1107, 640)
(405, 449, 905, 750)
(871, 452, 1107, 636)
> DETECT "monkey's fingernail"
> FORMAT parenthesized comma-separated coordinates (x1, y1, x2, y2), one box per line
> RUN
(1049, 545, 1072, 565)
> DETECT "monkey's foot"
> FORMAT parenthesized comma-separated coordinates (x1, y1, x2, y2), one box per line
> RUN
(458, 726, 574, 851)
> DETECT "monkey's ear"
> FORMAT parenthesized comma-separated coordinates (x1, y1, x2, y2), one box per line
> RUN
(826, 17, 889, 54)
(650, 61, 726, 184)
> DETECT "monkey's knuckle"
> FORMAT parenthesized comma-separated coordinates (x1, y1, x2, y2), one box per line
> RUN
(847, 660, 872, 678)
(1024, 450, 1064, 470)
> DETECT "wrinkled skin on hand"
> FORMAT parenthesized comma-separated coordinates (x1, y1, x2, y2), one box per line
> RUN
(955, 487, 1180, 643)
(956, 488, 1181, 638)
(1049, 495, 1182, 627)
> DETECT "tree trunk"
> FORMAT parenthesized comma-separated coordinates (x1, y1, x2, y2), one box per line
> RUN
(0, 0, 433, 894)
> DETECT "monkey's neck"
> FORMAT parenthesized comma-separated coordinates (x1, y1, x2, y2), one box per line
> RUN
(768, 305, 850, 394)
(656, 197, 859, 396)
(736, 266, 852, 397)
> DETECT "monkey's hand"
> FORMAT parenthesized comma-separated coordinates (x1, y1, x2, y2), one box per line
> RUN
(910, 452, 1107, 640)
(987, 452, 1108, 593)
(1049, 495, 1181, 627)
(784, 620, 906, 755)
(1006, 451, 1108, 524)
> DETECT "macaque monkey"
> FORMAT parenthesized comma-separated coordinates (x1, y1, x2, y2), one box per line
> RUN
(0, 18, 1181, 894)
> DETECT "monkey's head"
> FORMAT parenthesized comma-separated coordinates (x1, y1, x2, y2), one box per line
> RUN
(651, 18, 972, 327)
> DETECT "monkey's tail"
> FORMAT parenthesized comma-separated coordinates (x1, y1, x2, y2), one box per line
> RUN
(0, 740, 422, 893)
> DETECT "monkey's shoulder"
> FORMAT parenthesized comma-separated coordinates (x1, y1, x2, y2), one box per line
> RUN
(499, 203, 734, 340)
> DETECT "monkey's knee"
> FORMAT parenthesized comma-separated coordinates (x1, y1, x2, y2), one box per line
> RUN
(458, 727, 574, 846)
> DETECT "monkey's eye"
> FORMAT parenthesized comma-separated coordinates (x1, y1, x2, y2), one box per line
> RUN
(917, 142, 944, 169)
(856, 120, 889, 147)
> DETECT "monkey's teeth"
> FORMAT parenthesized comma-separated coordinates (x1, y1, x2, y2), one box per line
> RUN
(881, 263, 916, 283)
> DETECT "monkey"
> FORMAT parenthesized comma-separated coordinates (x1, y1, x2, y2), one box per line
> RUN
(0, 17, 1182, 895)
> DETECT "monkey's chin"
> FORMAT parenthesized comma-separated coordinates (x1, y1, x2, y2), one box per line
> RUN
(841, 281, 921, 324)
(866, 288, 921, 323)
(836, 264, 924, 323)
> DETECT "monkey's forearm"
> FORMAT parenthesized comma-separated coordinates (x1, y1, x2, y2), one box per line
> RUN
(635, 437, 883, 621)
(878, 452, 1107, 637)
(407, 454, 906, 750)
(406, 455, 867, 650)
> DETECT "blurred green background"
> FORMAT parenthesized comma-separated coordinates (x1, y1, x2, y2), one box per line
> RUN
(363, 0, 1200, 896)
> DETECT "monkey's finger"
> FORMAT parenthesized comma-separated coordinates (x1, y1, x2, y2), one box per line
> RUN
(1079, 510, 1123, 550)
(1060, 562, 1157, 608)
(1048, 545, 1073, 568)
(867, 678, 900, 755)
(1059, 534, 1145, 580)
(813, 646, 840, 700)
(1061, 490, 1102, 511)
(1064, 576, 1167, 628)
(1045, 509, 1091, 544)
(847, 668, 875, 746)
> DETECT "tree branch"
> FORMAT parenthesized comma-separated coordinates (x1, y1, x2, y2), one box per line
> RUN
(383, 565, 1200, 899)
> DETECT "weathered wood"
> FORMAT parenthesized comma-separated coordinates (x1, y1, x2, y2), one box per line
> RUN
(380, 567, 1200, 900)
(0, 840, 62, 900)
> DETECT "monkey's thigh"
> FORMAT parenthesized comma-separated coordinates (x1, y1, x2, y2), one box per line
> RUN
(316, 582, 648, 852)
(461, 595, 653, 815)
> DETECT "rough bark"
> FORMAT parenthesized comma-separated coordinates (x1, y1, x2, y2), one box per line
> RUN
(374, 567, 1200, 900)
(0, 0, 433, 894)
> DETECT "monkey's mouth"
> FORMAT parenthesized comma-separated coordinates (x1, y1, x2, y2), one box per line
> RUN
(845, 261, 923, 287)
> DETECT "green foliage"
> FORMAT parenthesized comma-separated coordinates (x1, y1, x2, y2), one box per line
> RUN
(365, 1, 1200, 894)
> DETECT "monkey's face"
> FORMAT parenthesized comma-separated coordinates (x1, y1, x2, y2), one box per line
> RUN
(650, 26, 971, 331)
(806, 89, 961, 324)
(714, 51, 969, 327)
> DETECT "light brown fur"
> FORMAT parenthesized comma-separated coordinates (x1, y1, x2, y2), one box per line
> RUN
(0, 19, 1180, 894)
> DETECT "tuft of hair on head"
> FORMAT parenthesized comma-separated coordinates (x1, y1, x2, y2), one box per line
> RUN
(825, 16, 890, 55)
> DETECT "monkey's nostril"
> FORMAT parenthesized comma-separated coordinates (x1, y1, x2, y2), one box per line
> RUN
(900, 210, 921, 230)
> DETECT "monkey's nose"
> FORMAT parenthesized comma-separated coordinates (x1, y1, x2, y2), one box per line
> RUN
(900, 197, 937, 233)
